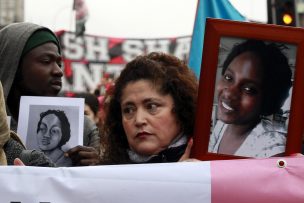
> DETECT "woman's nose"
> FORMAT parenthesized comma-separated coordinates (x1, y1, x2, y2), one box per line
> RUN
(43, 131, 51, 138)
(134, 109, 147, 126)
(224, 84, 240, 100)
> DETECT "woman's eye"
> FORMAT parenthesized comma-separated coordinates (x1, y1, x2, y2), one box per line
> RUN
(243, 86, 258, 95)
(50, 127, 61, 135)
(40, 128, 47, 134)
(147, 103, 158, 113)
(224, 74, 232, 81)
(122, 106, 135, 116)
(39, 124, 47, 134)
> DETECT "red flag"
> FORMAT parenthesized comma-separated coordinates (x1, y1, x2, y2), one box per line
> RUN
(73, 0, 89, 37)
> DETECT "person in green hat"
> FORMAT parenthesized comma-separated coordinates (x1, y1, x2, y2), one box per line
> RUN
(0, 22, 101, 166)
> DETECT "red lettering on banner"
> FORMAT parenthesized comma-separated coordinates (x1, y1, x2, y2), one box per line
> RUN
(56, 31, 191, 93)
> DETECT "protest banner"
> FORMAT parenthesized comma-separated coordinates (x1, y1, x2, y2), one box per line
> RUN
(0, 157, 303, 203)
(56, 31, 191, 93)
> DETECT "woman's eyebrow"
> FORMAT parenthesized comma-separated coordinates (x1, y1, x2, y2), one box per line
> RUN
(50, 125, 60, 130)
(225, 67, 233, 74)
(143, 98, 154, 103)
(121, 101, 134, 106)
(40, 122, 47, 127)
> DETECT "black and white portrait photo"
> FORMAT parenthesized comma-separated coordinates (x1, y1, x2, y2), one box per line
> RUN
(17, 96, 84, 166)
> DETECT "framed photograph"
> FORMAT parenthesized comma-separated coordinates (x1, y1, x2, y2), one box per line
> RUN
(17, 96, 84, 166)
(192, 18, 304, 160)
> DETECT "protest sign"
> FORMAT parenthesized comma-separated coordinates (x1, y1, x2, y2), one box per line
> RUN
(0, 157, 303, 203)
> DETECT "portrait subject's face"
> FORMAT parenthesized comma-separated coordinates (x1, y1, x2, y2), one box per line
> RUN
(37, 114, 63, 151)
(120, 79, 181, 156)
(216, 52, 263, 125)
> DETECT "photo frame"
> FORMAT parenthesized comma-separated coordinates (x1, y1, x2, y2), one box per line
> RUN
(17, 96, 84, 166)
(192, 18, 304, 160)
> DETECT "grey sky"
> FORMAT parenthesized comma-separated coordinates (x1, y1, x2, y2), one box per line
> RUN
(24, 0, 267, 38)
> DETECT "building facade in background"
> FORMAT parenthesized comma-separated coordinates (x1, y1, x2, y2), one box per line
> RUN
(297, 0, 304, 26)
(0, 0, 23, 28)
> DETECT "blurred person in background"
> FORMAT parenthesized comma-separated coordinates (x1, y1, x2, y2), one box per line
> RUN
(74, 92, 100, 125)
(97, 83, 114, 128)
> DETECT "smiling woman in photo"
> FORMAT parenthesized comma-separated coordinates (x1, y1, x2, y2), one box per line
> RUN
(208, 39, 292, 158)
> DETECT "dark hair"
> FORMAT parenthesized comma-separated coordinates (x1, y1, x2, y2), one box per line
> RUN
(75, 92, 99, 115)
(222, 39, 292, 116)
(37, 109, 71, 147)
(103, 52, 198, 163)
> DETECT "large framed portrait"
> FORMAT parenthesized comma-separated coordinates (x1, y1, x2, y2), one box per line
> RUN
(192, 18, 304, 160)
(17, 96, 84, 166)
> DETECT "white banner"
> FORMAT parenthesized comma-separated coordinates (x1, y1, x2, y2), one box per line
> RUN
(0, 162, 211, 203)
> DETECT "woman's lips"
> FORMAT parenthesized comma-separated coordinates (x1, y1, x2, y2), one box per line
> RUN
(136, 132, 152, 138)
(221, 101, 234, 111)
(41, 137, 50, 145)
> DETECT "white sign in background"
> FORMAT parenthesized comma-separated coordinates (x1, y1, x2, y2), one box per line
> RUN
(0, 162, 211, 203)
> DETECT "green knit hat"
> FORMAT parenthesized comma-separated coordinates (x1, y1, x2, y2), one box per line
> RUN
(22, 29, 60, 56)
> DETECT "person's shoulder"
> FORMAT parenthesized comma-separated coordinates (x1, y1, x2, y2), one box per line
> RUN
(260, 118, 287, 134)
(216, 120, 225, 127)
(243, 119, 287, 158)
(251, 119, 287, 143)
(213, 120, 226, 134)
(84, 115, 95, 128)
(83, 115, 99, 135)
(83, 115, 100, 149)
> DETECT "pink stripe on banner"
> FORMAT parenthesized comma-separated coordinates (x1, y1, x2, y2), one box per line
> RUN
(211, 157, 304, 203)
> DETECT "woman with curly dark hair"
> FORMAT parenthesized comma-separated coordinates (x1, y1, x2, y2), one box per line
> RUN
(208, 39, 292, 158)
(101, 52, 198, 164)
